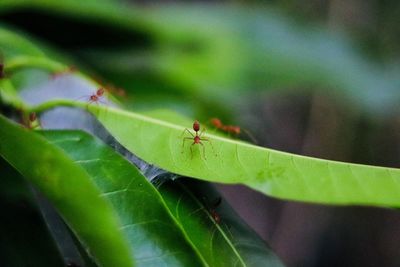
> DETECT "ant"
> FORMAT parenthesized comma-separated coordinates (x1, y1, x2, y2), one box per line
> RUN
(75, 88, 107, 107)
(92, 76, 128, 99)
(207, 197, 222, 224)
(88, 88, 106, 105)
(210, 118, 257, 144)
(190, 197, 222, 225)
(182, 120, 213, 159)
(189, 195, 235, 243)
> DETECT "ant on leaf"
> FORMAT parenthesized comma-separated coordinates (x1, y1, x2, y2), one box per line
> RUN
(210, 118, 258, 144)
(182, 120, 214, 159)
(190, 196, 234, 240)
(75, 88, 107, 107)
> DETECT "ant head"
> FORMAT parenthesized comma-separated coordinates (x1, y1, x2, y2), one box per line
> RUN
(210, 118, 222, 128)
(90, 95, 98, 101)
(193, 120, 200, 132)
(97, 88, 105, 96)
(29, 112, 37, 122)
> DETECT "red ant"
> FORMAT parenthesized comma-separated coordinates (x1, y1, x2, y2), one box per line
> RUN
(210, 118, 257, 144)
(92, 76, 128, 100)
(190, 197, 222, 224)
(208, 197, 222, 224)
(189, 196, 234, 241)
(75, 88, 107, 107)
(182, 120, 213, 159)
(88, 88, 106, 105)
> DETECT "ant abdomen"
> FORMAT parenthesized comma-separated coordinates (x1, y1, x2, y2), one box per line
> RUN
(193, 120, 200, 132)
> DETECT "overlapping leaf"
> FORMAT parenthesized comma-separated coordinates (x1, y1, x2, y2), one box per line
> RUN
(41, 129, 284, 267)
(0, 115, 133, 267)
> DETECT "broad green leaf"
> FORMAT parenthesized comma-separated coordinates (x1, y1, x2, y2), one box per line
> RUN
(0, 114, 134, 267)
(0, 157, 65, 267)
(78, 104, 400, 207)
(40, 130, 204, 267)
(41, 129, 284, 267)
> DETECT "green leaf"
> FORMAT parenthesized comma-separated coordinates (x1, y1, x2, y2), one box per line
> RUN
(40, 129, 284, 266)
(0, 78, 25, 108)
(0, 114, 134, 267)
(157, 178, 285, 267)
(80, 104, 400, 207)
(0, 26, 45, 58)
(40, 130, 205, 267)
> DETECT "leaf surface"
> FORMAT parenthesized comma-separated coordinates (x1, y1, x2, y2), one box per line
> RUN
(0, 114, 134, 267)
(85, 105, 400, 207)
(40, 130, 205, 267)
(41, 129, 284, 266)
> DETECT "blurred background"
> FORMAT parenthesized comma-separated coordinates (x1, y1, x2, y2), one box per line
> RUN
(1, 0, 400, 266)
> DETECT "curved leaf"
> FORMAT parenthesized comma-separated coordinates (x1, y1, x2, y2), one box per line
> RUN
(157, 178, 285, 267)
(40, 130, 205, 267)
(41, 129, 284, 267)
(0, 114, 134, 267)
(77, 104, 400, 207)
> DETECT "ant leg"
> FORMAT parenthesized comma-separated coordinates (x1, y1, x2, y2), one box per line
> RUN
(201, 138, 217, 157)
(190, 143, 195, 159)
(181, 128, 195, 138)
(182, 137, 193, 153)
(199, 141, 206, 160)
(73, 95, 89, 102)
(199, 126, 207, 137)
(242, 128, 258, 144)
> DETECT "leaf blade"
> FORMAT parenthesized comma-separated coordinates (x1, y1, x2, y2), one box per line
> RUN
(39, 129, 205, 267)
(87, 105, 400, 207)
(0, 114, 134, 267)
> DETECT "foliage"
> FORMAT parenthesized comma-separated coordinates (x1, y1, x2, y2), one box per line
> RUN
(0, 1, 399, 266)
